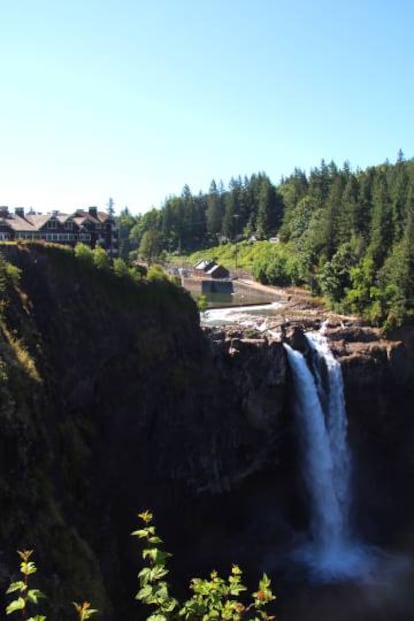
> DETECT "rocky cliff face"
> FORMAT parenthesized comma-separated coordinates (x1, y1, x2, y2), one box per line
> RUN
(2, 244, 414, 619)
(0, 245, 292, 619)
(329, 326, 414, 545)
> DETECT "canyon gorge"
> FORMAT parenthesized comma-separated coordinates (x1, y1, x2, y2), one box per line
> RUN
(1, 244, 414, 620)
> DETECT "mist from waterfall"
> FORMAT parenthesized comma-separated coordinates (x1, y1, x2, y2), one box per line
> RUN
(284, 327, 375, 580)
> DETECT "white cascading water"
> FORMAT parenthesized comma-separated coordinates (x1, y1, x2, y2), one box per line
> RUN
(284, 324, 373, 579)
(307, 326, 352, 537)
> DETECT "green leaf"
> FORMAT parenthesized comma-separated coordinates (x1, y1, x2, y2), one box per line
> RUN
(131, 528, 150, 538)
(162, 598, 177, 612)
(142, 548, 170, 567)
(151, 566, 169, 580)
(27, 589, 46, 604)
(6, 581, 26, 593)
(138, 510, 153, 523)
(6, 597, 25, 614)
(148, 536, 163, 544)
(21, 561, 37, 576)
(27, 616, 47, 621)
(131, 526, 155, 538)
(259, 573, 271, 589)
(136, 585, 153, 601)
(138, 567, 152, 585)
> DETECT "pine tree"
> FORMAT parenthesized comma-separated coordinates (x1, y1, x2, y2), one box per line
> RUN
(222, 191, 237, 240)
(368, 170, 393, 268)
(206, 180, 223, 239)
(255, 176, 282, 239)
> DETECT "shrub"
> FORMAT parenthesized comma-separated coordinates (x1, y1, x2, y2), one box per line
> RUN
(147, 264, 170, 282)
(74, 243, 94, 267)
(133, 511, 276, 620)
(5, 550, 98, 621)
(92, 247, 111, 271)
(6, 515, 276, 620)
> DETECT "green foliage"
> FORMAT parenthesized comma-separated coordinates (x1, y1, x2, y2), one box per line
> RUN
(73, 602, 98, 621)
(92, 246, 111, 271)
(147, 264, 170, 282)
(5, 550, 98, 621)
(74, 243, 94, 266)
(112, 256, 129, 277)
(251, 244, 302, 287)
(0, 252, 22, 317)
(319, 243, 357, 306)
(6, 550, 47, 620)
(343, 257, 376, 315)
(133, 511, 276, 621)
(196, 294, 208, 312)
(117, 207, 138, 259)
(4, 497, 275, 619)
(139, 229, 162, 265)
(5, 261, 22, 288)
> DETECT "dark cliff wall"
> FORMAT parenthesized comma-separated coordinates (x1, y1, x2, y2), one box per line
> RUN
(334, 330, 414, 547)
(0, 245, 291, 619)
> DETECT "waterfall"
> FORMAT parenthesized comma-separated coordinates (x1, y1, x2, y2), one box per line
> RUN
(284, 326, 372, 579)
(307, 327, 352, 535)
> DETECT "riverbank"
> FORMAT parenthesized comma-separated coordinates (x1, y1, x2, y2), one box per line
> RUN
(199, 277, 362, 330)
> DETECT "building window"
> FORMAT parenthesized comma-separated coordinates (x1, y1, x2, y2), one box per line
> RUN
(47, 219, 57, 229)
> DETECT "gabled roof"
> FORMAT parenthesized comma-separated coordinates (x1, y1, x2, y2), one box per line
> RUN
(57, 214, 72, 224)
(25, 214, 52, 229)
(74, 209, 109, 225)
(5, 215, 37, 231)
(205, 264, 229, 276)
(194, 259, 216, 271)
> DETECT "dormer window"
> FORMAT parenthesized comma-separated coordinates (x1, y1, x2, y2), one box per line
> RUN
(47, 219, 57, 229)
(66, 221, 73, 230)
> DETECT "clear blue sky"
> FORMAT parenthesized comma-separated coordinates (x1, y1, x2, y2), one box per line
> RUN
(1, 0, 413, 214)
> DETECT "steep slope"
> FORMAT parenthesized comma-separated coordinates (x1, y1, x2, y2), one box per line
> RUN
(0, 244, 289, 619)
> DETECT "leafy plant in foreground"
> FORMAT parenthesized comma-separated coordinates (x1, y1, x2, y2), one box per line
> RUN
(5, 550, 97, 621)
(72, 602, 99, 621)
(5, 549, 46, 620)
(133, 510, 276, 620)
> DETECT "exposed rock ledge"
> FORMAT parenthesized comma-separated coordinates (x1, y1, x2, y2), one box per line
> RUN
(204, 321, 414, 546)
(204, 321, 414, 387)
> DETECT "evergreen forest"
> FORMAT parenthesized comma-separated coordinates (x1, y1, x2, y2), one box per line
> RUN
(119, 152, 414, 328)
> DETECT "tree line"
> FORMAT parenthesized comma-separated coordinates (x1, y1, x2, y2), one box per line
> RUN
(118, 151, 414, 327)
(117, 172, 284, 259)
